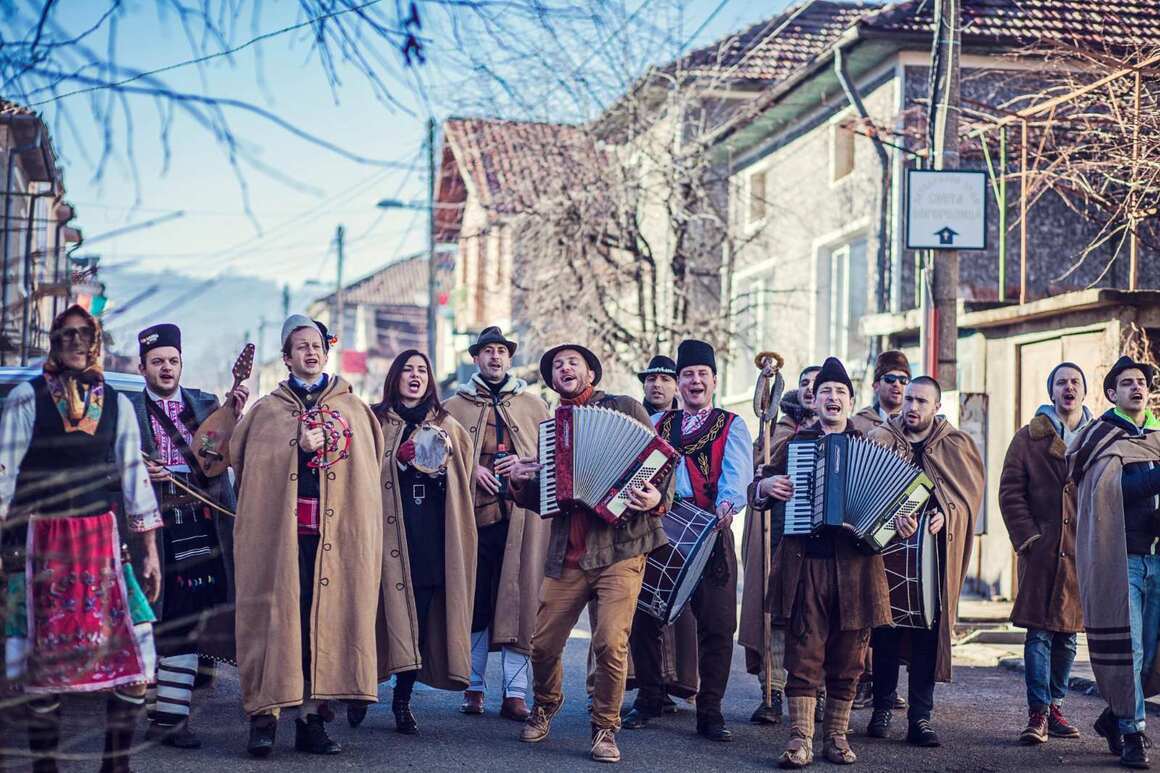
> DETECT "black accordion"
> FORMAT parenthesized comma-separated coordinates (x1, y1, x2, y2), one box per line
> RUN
(784, 434, 934, 553)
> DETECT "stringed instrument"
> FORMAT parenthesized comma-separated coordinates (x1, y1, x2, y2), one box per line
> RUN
(192, 343, 255, 479)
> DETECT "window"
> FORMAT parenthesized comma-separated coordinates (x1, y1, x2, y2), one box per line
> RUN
(747, 169, 767, 225)
(831, 121, 855, 183)
(815, 238, 868, 368)
(727, 277, 767, 398)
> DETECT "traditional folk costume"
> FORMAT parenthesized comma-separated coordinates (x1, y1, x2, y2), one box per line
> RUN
(127, 324, 236, 744)
(513, 344, 672, 758)
(0, 305, 162, 773)
(230, 315, 393, 757)
(865, 412, 984, 742)
(999, 363, 1090, 743)
(444, 327, 549, 719)
(626, 340, 750, 740)
(1068, 357, 1160, 761)
(377, 390, 476, 732)
(753, 358, 890, 768)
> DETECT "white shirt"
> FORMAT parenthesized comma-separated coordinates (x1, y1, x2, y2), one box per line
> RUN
(0, 380, 162, 531)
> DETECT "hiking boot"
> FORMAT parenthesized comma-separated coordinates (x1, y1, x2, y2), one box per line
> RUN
(247, 714, 277, 758)
(1096, 706, 1125, 756)
(591, 726, 621, 763)
(460, 690, 484, 715)
(294, 715, 341, 755)
(392, 700, 418, 735)
(500, 697, 530, 721)
(1122, 732, 1151, 769)
(520, 702, 559, 743)
(751, 691, 783, 725)
(866, 709, 892, 739)
(779, 696, 816, 769)
(1020, 709, 1048, 745)
(907, 718, 942, 747)
(852, 680, 873, 710)
(1048, 705, 1080, 738)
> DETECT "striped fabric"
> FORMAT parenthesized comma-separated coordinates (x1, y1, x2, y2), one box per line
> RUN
(150, 653, 198, 725)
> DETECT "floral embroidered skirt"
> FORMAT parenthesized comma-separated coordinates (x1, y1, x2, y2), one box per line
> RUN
(4, 511, 156, 693)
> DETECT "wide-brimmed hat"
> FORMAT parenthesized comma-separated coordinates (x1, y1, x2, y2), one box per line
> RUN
(1103, 355, 1156, 395)
(636, 355, 677, 383)
(539, 343, 602, 389)
(469, 325, 517, 357)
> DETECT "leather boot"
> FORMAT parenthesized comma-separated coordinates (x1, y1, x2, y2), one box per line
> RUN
(461, 690, 485, 715)
(100, 694, 144, 773)
(27, 700, 62, 773)
(294, 714, 341, 754)
(393, 699, 418, 735)
(779, 696, 816, 769)
(500, 697, 530, 721)
(247, 714, 278, 758)
(752, 690, 784, 725)
(822, 697, 856, 764)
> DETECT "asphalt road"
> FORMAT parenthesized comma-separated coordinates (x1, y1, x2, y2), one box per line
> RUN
(1, 630, 1136, 773)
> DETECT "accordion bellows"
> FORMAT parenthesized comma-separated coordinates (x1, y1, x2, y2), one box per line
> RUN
(539, 405, 679, 524)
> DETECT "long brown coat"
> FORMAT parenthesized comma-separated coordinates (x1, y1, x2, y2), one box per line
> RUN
(230, 377, 392, 716)
(998, 414, 1083, 633)
(380, 407, 477, 691)
(867, 416, 985, 682)
(849, 404, 887, 436)
(444, 376, 550, 655)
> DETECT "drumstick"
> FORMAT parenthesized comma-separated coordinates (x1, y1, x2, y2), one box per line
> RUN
(140, 452, 236, 517)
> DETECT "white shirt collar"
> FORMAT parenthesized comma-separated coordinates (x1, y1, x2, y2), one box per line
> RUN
(145, 386, 182, 403)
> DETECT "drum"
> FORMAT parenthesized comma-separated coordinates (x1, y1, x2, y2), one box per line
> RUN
(411, 424, 452, 475)
(637, 499, 718, 624)
(881, 510, 940, 629)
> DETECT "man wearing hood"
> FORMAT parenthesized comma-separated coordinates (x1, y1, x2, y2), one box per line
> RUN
(1068, 356, 1160, 769)
(1000, 362, 1089, 746)
(444, 326, 550, 721)
(864, 377, 984, 749)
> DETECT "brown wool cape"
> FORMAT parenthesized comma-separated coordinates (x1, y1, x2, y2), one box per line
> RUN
(444, 376, 549, 655)
(1068, 421, 1160, 719)
(866, 416, 985, 682)
(380, 407, 477, 691)
(230, 376, 395, 716)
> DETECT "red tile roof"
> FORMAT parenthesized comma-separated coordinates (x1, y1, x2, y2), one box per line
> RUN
(314, 253, 427, 308)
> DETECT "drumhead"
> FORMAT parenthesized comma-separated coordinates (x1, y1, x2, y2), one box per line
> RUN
(919, 519, 939, 629)
(639, 500, 718, 624)
(411, 424, 452, 474)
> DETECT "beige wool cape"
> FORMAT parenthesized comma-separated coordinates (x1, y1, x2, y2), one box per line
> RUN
(867, 416, 985, 682)
(230, 376, 392, 716)
(444, 375, 549, 655)
(380, 407, 478, 691)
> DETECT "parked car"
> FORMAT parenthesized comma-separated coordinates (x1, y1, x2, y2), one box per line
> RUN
(0, 366, 145, 404)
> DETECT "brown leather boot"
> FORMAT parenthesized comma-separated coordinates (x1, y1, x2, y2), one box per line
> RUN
(500, 697, 531, 721)
(460, 691, 484, 715)
(823, 697, 857, 764)
(779, 696, 816, 769)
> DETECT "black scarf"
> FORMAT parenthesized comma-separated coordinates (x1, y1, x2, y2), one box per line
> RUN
(394, 401, 430, 429)
(482, 374, 510, 396)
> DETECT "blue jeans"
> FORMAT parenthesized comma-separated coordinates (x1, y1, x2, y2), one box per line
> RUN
(1024, 629, 1076, 710)
(1121, 554, 1160, 734)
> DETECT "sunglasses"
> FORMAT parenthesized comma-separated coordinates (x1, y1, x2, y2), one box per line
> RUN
(881, 374, 909, 385)
(52, 326, 95, 344)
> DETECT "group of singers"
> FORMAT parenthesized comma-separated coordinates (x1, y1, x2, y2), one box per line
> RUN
(1, 304, 1158, 771)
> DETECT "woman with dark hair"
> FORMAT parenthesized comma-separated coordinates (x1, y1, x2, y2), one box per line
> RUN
(370, 350, 477, 734)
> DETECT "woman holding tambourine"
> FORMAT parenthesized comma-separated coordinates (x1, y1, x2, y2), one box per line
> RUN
(367, 349, 477, 735)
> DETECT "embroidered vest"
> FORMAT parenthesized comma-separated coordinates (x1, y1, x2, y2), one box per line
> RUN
(657, 409, 735, 511)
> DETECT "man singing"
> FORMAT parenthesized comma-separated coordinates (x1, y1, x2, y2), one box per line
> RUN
(864, 377, 984, 748)
(444, 326, 550, 720)
(624, 340, 751, 742)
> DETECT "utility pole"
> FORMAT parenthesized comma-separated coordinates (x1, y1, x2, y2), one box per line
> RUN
(925, 0, 961, 389)
(281, 283, 290, 320)
(426, 116, 438, 366)
(334, 225, 345, 374)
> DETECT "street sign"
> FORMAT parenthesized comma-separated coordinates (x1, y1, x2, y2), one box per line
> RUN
(905, 169, 987, 251)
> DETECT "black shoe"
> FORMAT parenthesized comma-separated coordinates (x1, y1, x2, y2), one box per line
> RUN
(853, 680, 874, 710)
(907, 718, 942, 747)
(393, 701, 418, 735)
(751, 692, 783, 726)
(696, 720, 733, 742)
(815, 690, 826, 723)
(146, 720, 203, 749)
(347, 704, 368, 728)
(294, 715, 341, 755)
(662, 695, 679, 715)
(1097, 706, 1126, 756)
(1122, 733, 1152, 769)
(622, 707, 658, 730)
(867, 709, 892, 739)
(247, 715, 277, 758)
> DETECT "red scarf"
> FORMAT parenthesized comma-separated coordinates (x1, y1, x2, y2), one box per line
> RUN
(559, 385, 594, 406)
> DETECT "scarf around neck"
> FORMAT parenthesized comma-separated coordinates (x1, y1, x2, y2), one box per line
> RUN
(559, 385, 594, 406)
(43, 304, 106, 433)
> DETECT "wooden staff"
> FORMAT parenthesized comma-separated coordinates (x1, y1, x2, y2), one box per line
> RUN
(752, 351, 784, 716)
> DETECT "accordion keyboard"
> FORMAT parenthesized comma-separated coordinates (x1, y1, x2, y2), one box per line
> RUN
(784, 440, 818, 536)
(539, 418, 560, 516)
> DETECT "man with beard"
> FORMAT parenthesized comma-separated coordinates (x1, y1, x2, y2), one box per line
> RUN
(444, 327, 550, 721)
(0, 305, 162, 773)
(506, 344, 670, 764)
(624, 340, 751, 742)
(864, 377, 984, 749)
(1000, 363, 1089, 746)
(638, 356, 679, 414)
(752, 357, 890, 768)
(230, 315, 392, 758)
(128, 323, 244, 748)
(1069, 356, 1160, 769)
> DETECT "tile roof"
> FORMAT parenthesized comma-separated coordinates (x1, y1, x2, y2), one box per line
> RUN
(0, 99, 35, 117)
(314, 253, 427, 308)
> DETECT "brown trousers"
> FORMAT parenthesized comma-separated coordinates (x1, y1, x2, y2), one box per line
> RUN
(784, 557, 870, 702)
(530, 555, 646, 730)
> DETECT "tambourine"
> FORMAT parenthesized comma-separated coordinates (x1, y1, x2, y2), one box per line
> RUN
(410, 424, 452, 475)
(300, 407, 352, 470)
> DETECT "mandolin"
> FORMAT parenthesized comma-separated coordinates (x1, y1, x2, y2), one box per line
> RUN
(192, 343, 255, 479)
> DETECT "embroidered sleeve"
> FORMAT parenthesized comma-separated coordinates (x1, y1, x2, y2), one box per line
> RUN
(0, 381, 37, 522)
(115, 393, 162, 532)
(718, 418, 755, 514)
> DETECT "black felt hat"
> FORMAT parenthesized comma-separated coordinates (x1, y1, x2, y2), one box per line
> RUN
(637, 355, 677, 383)
(814, 356, 854, 396)
(539, 343, 602, 390)
(676, 339, 717, 375)
(137, 323, 181, 358)
(1103, 355, 1156, 395)
(469, 326, 518, 357)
